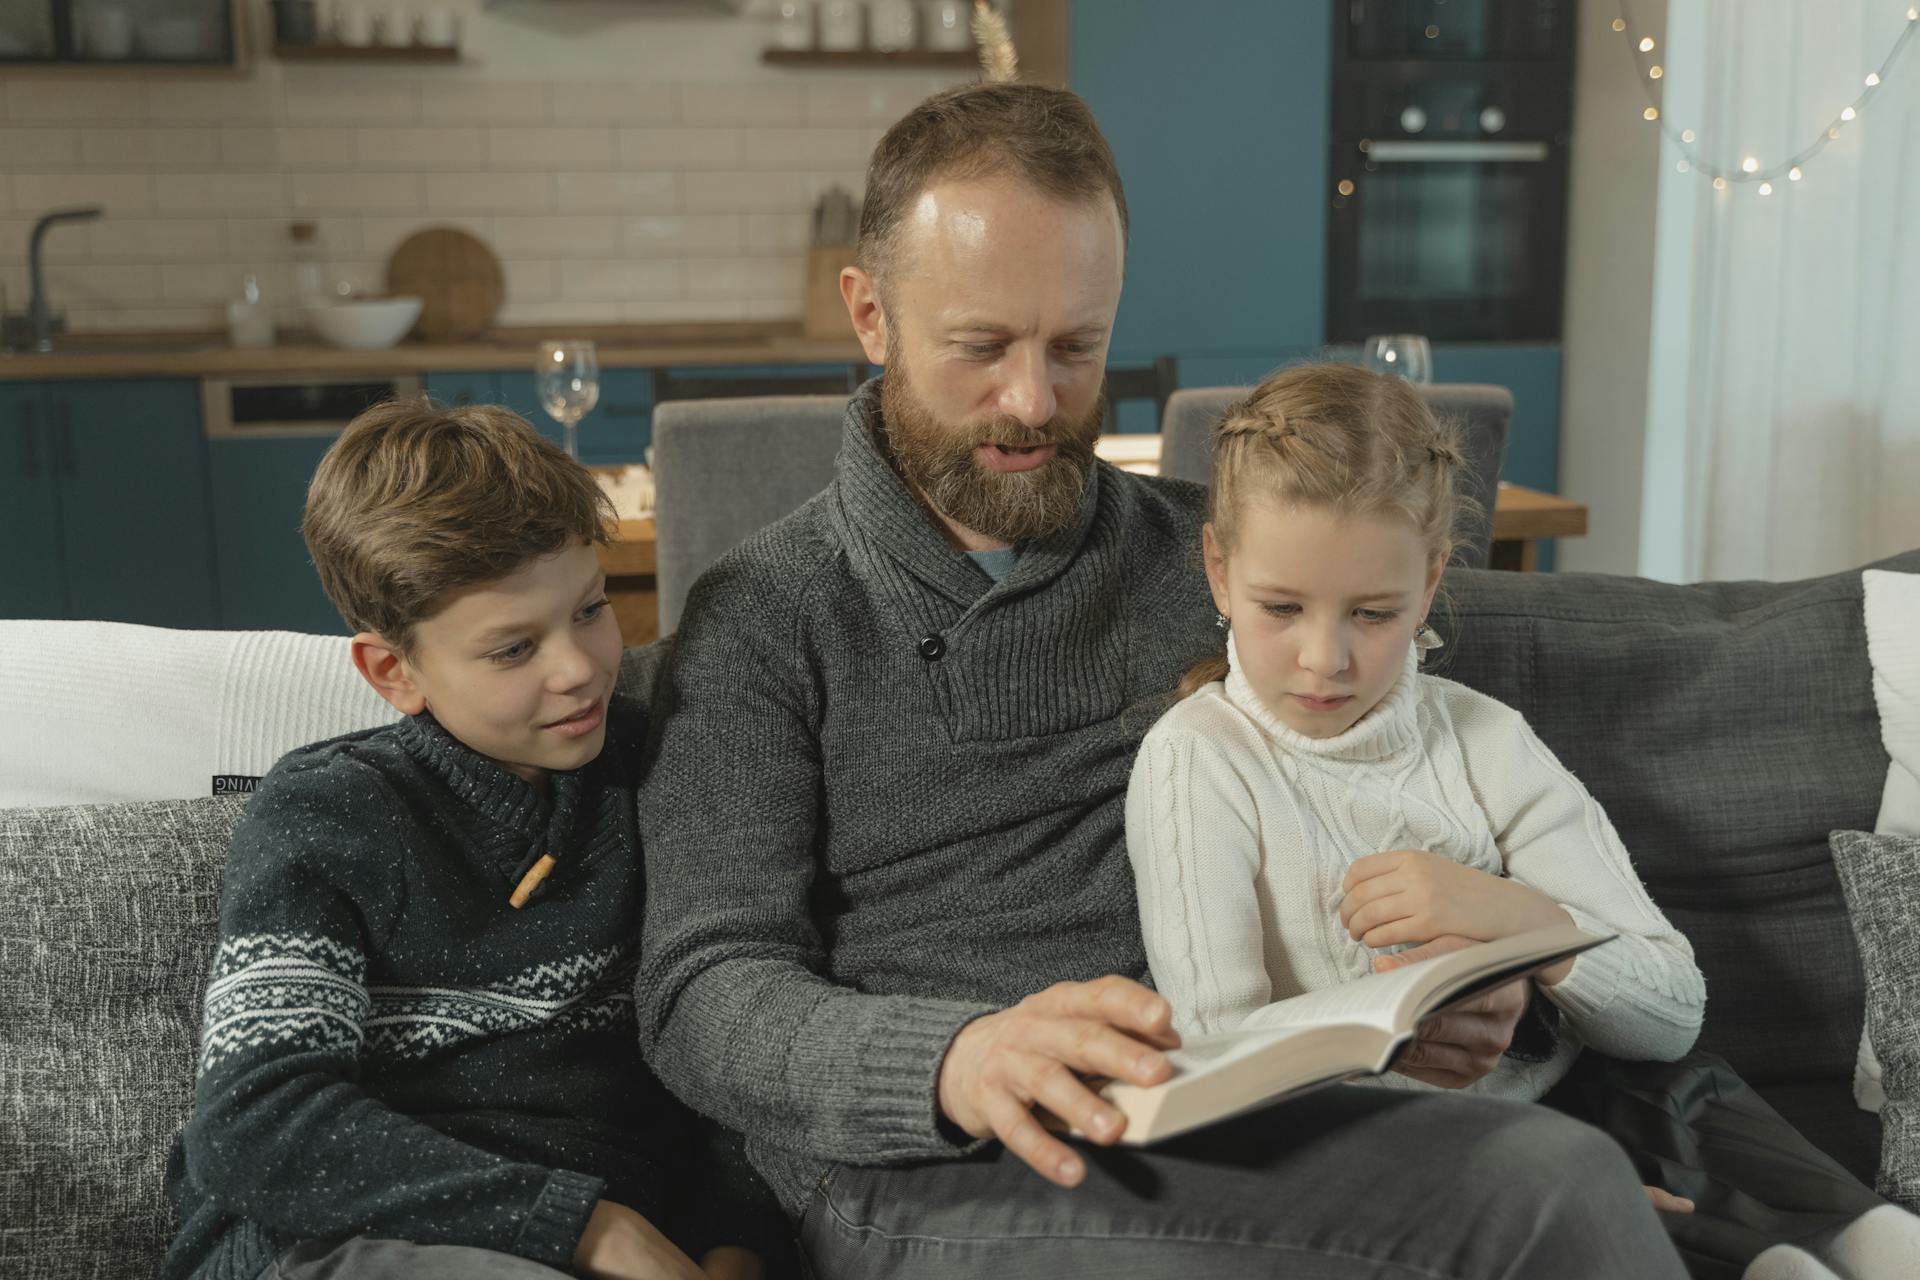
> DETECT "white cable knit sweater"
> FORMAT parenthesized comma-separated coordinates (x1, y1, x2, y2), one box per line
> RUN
(1125, 632, 1706, 1101)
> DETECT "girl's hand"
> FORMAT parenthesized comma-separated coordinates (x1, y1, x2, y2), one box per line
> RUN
(1645, 1185, 1695, 1213)
(1340, 850, 1575, 982)
(573, 1200, 707, 1280)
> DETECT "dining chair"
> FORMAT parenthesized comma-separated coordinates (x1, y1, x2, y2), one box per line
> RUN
(1159, 383, 1513, 569)
(651, 395, 849, 635)
(650, 364, 871, 404)
(1102, 355, 1180, 435)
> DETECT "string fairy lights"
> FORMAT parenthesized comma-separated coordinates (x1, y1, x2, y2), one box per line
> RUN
(1616, 1, 1919, 192)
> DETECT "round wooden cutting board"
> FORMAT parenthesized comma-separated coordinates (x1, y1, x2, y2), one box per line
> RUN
(385, 227, 504, 341)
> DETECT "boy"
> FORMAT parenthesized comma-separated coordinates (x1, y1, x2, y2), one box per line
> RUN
(163, 399, 751, 1280)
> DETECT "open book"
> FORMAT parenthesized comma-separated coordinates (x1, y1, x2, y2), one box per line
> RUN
(1093, 923, 1612, 1145)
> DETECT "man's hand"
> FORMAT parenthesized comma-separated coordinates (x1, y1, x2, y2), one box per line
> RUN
(937, 976, 1181, 1188)
(1342, 850, 1574, 983)
(1375, 936, 1529, 1088)
(573, 1199, 707, 1280)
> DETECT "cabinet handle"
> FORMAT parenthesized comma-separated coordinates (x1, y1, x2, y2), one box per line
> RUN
(20, 401, 41, 478)
(53, 402, 75, 478)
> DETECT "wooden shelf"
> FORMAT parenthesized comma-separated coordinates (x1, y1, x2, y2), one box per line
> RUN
(272, 42, 459, 62)
(762, 48, 977, 68)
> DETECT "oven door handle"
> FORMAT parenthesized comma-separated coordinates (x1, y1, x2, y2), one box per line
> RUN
(1363, 141, 1552, 163)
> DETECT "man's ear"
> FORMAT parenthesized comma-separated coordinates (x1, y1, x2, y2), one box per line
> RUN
(1202, 523, 1233, 619)
(840, 265, 890, 365)
(350, 632, 427, 716)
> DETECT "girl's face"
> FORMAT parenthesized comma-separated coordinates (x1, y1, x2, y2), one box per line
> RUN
(1205, 500, 1442, 739)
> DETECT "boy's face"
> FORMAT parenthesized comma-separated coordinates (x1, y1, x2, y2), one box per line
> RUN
(376, 541, 623, 789)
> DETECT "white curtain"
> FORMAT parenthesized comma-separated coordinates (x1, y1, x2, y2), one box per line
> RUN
(1639, 0, 1920, 583)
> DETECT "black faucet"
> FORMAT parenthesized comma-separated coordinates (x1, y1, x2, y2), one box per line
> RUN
(24, 206, 105, 353)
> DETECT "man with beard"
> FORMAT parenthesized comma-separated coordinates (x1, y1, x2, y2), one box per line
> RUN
(636, 83, 1686, 1278)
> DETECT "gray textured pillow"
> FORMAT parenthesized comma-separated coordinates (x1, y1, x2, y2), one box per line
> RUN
(0, 796, 245, 1280)
(1830, 829, 1920, 1212)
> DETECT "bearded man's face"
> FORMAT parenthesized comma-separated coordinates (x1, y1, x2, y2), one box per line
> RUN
(862, 173, 1124, 545)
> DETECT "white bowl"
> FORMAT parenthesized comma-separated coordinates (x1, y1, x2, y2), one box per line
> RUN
(305, 297, 423, 350)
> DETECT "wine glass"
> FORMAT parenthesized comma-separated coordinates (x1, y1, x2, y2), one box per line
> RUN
(1364, 334, 1434, 384)
(535, 339, 600, 460)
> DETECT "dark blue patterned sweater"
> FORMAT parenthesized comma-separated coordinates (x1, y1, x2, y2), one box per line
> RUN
(163, 697, 696, 1279)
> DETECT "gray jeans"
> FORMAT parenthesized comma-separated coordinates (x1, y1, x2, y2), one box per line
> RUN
(265, 1236, 573, 1279)
(800, 1084, 1687, 1279)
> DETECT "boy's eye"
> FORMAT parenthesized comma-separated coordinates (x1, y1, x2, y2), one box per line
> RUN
(488, 640, 531, 664)
(579, 597, 611, 621)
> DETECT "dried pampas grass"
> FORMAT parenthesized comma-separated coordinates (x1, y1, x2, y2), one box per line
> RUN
(973, 0, 1019, 83)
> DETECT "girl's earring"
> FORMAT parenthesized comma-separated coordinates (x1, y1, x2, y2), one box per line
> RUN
(1215, 611, 1230, 631)
(1414, 621, 1444, 662)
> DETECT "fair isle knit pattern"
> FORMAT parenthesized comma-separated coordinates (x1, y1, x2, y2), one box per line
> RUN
(164, 697, 682, 1280)
(199, 935, 638, 1073)
(636, 378, 1225, 1216)
(1124, 629, 1707, 1102)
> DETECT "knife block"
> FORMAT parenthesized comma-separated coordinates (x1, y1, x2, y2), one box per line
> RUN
(801, 244, 858, 340)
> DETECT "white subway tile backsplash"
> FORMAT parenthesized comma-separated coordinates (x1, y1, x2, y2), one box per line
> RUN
(227, 216, 362, 261)
(501, 259, 560, 302)
(742, 128, 876, 172)
(0, 218, 91, 262)
(80, 128, 220, 169)
(743, 211, 813, 253)
(488, 128, 614, 171)
(148, 79, 285, 123)
(803, 77, 958, 124)
(0, 128, 82, 169)
(159, 262, 288, 306)
(355, 126, 489, 171)
(624, 214, 745, 253)
(45, 263, 162, 303)
(684, 171, 809, 213)
(288, 172, 422, 213)
(496, 298, 630, 325)
(620, 295, 757, 324)
(77, 305, 223, 331)
(491, 215, 621, 256)
(5, 80, 148, 123)
(551, 83, 677, 124)
(557, 257, 680, 300)
(358, 215, 485, 260)
(680, 83, 804, 126)
(285, 78, 421, 124)
(154, 172, 286, 214)
(420, 81, 551, 123)
(424, 172, 554, 214)
(552, 171, 679, 213)
(13, 172, 154, 214)
(682, 255, 799, 300)
(217, 128, 285, 169)
(91, 218, 227, 260)
(615, 127, 743, 171)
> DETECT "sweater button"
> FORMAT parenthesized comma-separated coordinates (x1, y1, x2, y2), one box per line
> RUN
(918, 633, 946, 661)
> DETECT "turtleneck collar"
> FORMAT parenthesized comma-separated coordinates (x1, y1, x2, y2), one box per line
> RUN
(1222, 630, 1423, 762)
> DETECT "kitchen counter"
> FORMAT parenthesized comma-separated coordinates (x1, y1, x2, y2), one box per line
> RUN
(0, 321, 868, 381)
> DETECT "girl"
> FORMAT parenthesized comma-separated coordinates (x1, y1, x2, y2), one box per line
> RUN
(1126, 362, 1913, 1280)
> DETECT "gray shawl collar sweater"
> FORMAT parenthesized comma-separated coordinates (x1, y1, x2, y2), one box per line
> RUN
(636, 379, 1219, 1213)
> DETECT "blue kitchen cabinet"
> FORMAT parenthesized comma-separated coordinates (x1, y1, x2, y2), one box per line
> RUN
(206, 434, 344, 635)
(0, 382, 68, 619)
(0, 378, 220, 627)
(58, 379, 220, 628)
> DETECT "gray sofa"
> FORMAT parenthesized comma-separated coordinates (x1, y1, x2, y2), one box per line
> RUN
(4, 552, 1914, 1278)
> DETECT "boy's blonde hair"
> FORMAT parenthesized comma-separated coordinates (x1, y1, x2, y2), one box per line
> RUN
(1179, 362, 1472, 697)
(303, 397, 616, 656)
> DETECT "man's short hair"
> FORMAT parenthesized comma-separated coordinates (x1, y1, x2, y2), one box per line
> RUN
(303, 397, 615, 655)
(857, 81, 1129, 290)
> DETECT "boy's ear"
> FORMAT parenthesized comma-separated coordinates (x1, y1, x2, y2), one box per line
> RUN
(840, 265, 890, 365)
(1201, 523, 1233, 619)
(350, 632, 427, 716)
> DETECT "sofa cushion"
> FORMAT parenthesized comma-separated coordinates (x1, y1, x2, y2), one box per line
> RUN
(1829, 829, 1920, 1210)
(1433, 548, 1920, 1101)
(0, 796, 244, 1280)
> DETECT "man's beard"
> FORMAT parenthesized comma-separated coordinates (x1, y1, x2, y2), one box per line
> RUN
(879, 360, 1105, 545)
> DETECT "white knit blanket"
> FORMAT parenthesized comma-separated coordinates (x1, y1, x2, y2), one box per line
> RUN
(1856, 570, 1920, 1111)
(0, 621, 398, 810)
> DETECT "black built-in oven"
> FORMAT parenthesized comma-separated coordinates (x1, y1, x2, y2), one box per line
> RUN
(1326, 0, 1577, 343)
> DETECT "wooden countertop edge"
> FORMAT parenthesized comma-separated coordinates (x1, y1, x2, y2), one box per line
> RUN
(0, 334, 869, 381)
